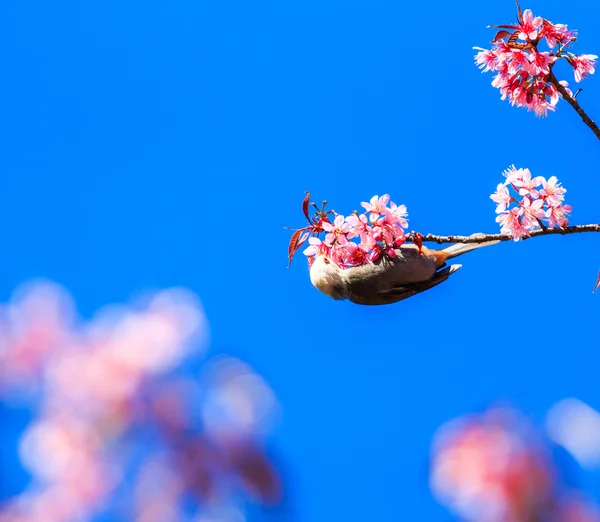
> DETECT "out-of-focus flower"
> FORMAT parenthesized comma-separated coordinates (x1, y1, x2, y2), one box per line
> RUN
(430, 407, 554, 522)
(0, 282, 282, 522)
(431, 405, 600, 522)
(547, 398, 600, 469)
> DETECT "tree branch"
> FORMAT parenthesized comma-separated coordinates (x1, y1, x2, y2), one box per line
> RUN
(548, 70, 600, 140)
(420, 224, 600, 244)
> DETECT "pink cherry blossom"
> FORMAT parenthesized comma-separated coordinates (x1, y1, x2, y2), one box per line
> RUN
(518, 9, 543, 41)
(540, 176, 567, 206)
(497, 206, 530, 240)
(571, 54, 598, 83)
(303, 237, 328, 257)
(475, 11, 595, 118)
(521, 196, 545, 229)
(387, 201, 409, 229)
(546, 203, 572, 228)
(490, 183, 512, 213)
(339, 242, 370, 267)
(474, 48, 498, 72)
(298, 194, 410, 269)
(345, 213, 370, 243)
(360, 194, 390, 220)
(528, 51, 556, 76)
(321, 214, 351, 246)
(366, 244, 383, 262)
(492, 166, 572, 240)
(376, 214, 404, 245)
(541, 22, 576, 48)
(511, 168, 543, 197)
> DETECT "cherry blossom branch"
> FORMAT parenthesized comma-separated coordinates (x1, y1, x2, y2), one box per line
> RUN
(418, 223, 600, 245)
(548, 70, 600, 140)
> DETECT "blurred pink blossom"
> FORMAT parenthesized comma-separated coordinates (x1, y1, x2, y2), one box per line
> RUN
(0, 282, 282, 522)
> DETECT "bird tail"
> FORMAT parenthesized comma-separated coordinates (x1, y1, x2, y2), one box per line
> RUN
(441, 235, 500, 260)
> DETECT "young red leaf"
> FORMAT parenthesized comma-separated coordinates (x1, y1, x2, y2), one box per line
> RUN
(287, 229, 310, 268)
(302, 192, 311, 221)
(492, 30, 512, 42)
(593, 270, 600, 293)
(515, 0, 523, 23)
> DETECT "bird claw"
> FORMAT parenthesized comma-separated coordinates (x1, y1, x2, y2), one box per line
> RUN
(412, 232, 424, 255)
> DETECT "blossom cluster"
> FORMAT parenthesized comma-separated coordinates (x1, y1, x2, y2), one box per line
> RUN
(0, 282, 281, 522)
(491, 165, 572, 240)
(300, 194, 409, 269)
(430, 406, 600, 522)
(474, 8, 597, 117)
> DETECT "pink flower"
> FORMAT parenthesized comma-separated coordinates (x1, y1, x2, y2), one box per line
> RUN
(507, 49, 530, 75)
(490, 184, 512, 213)
(571, 54, 598, 83)
(496, 206, 530, 241)
(321, 214, 351, 246)
(531, 98, 556, 118)
(366, 244, 383, 262)
(511, 168, 543, 198)
(343, 242, 370, 267)
(361, 194, 390, 220)
(358, 233, 378, 254)
(540, 176, 566, 207)
(474, 48, 498, 72)
(502, 165, 523, 184)
(475, 14, 592, 118)
(546, 204, 572, 228)
(345, 213, 370, 243)
(541, 22, 576, 48)
(374, 214, 404, 246)
(521, 196, 545, 229)
(528, 51, 556, 76)
(303, 237, 328, 257)
(387, 201, 409, 229)
(518, 9, 543, 41)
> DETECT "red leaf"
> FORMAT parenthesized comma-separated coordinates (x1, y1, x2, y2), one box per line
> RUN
(515, 0, 523, 23)
(593, 270, 600, 293)
(287, 229, 310, 268)
(302, 192, 311, 221)
(488, 24, 519, 30)
(492, 30, 512, 42)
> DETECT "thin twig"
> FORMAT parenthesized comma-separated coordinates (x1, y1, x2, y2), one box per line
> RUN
(420, 223, 600, 244)
(548, 71, 600, 140)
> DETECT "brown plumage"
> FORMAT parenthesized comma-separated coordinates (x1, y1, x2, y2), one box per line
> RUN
(309, 238, 499, 305)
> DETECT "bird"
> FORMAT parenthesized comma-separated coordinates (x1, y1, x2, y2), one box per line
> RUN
(308, 236, 499, 305)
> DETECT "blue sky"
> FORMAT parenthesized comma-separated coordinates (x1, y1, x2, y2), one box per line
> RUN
(2, 0, 600, 520)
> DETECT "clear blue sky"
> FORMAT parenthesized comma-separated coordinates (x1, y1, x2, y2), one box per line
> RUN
(1, 0, 600, 520)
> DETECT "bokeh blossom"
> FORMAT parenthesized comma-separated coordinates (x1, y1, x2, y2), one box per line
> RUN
(430, 406, 600, 522)
(0, 282, 282, 522)
(491, 165, 572, 240)
(474, 7, 597, 117)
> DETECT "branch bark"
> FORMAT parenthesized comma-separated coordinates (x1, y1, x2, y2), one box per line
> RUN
(420, 224, 600, 244)
(548, 71, 600, 140)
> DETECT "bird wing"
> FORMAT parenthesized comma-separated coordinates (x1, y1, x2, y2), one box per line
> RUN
(370, 264, 463, 304)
